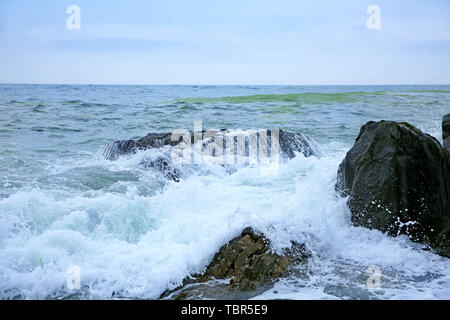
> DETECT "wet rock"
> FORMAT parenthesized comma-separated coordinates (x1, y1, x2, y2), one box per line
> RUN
(103, 129, 319, 182)
(198, 227, 289, 291)
(162, 227, 309, 299)
(102, 139, 180, 181)
(336, 120, 450, 257)
(103, 140, 136, 160)
(136, 132, 178, 149)
(279, 129, 318, 158)
(141, 156, 180, 182)
(443, 113, 450, 150)
(104, 129, 319, 161)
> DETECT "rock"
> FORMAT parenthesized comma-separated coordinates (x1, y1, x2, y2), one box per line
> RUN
(104, 129, 318, 161)
(102, 140, 136, 161)
(336, 120, 450, 257)
(102, 139, 180, 181)
(136, 132, 178, 149)
(162, 227, 309, 299)
(141, 156, 181, 182)
(0, 193, 9, 200)
(103, 129, 318, 176)
(102, 129, 319, 182)
(443, 114, 450, 150)
(197, 227, 289, 291)
(279, 129, 318, 158)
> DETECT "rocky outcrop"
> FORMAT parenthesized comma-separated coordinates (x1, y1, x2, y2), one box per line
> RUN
(103, 129, 319, 182)
(279, 129, 317, 158)
(162, 227, 309, 300)
(141, 157, 181, 182)
(336, 120, 450, 257)
(102, 140, 136, 161)
(103, 129, 319, 161)
(443, 113, 450, 150)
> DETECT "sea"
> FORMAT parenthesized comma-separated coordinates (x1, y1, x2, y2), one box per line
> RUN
(0, 84, 449, 299)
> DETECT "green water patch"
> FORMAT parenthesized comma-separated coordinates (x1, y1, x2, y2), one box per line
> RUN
(0, 149, 14, 155)
(388, 92, 450, 99)
(266, 104, 301, 115)
(407, 89, 450, 94)
(174, 89, 449, 106)
(174, 91, 388, 105)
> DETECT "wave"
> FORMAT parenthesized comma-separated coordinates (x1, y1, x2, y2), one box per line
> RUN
(1, 138, 449, 299)
(174, 92, 379, 104)
(173, 89, 450, 105)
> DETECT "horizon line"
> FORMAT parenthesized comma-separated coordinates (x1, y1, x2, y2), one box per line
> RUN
(1, 82, 450, 87)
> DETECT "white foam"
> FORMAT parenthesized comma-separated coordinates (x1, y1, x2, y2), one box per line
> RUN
(0, 149, 449, 299)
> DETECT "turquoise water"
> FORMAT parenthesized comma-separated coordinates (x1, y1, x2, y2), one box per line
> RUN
(0, 84, 449, 299)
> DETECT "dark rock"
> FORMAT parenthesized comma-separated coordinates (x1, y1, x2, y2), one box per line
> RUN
(336, 120, 450, 257)
(104, 129, 318, 161)
(198, 227, 289, 291)
(279, 130, 318, 158)
(103, 140, 136, 160)
(443, 114, 450, 150)
(142, 156, 180, 182)
(0, 193, 9, 200)
(102, 140, 180, 181)
(103, 129, 319, 183)
(162, 227, 309, 299)
(136, 132, 178, 149)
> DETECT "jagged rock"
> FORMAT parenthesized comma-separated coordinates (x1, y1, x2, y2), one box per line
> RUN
(198, 227, 289, 291)
(279, 130, 317, 158)
(141, 156, 180, 182)
(443, 114, 450, 150)
(136, 132, 178, 149)
(162, 227, 309, 299)
(102, 137, 179, 181)
(102, 140, 136, 161)
(336, 120, 450, 257)
(102, 129, 318, 182)
(103, 129, 318, 161)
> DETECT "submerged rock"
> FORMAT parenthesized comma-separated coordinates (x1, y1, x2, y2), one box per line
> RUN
(336, 120, 450, 257)
(162, 227, 309, 299)
(443, 113, 450, 150)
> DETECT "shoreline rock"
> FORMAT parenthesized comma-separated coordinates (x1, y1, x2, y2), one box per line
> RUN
(336, 120, 450, 257)
(103, 129, 319, 182)
(162, 227, 309, 300)
(104, 129, 319, 161)
(443, 113, 450, 150)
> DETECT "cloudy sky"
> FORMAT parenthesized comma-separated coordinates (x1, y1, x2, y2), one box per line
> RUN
(0, 0, 449, 84)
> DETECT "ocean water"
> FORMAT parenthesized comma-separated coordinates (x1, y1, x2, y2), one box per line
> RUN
(0, 84, 449, 300)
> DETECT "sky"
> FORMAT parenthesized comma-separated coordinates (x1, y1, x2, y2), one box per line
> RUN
(0, 0, 449, 85)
